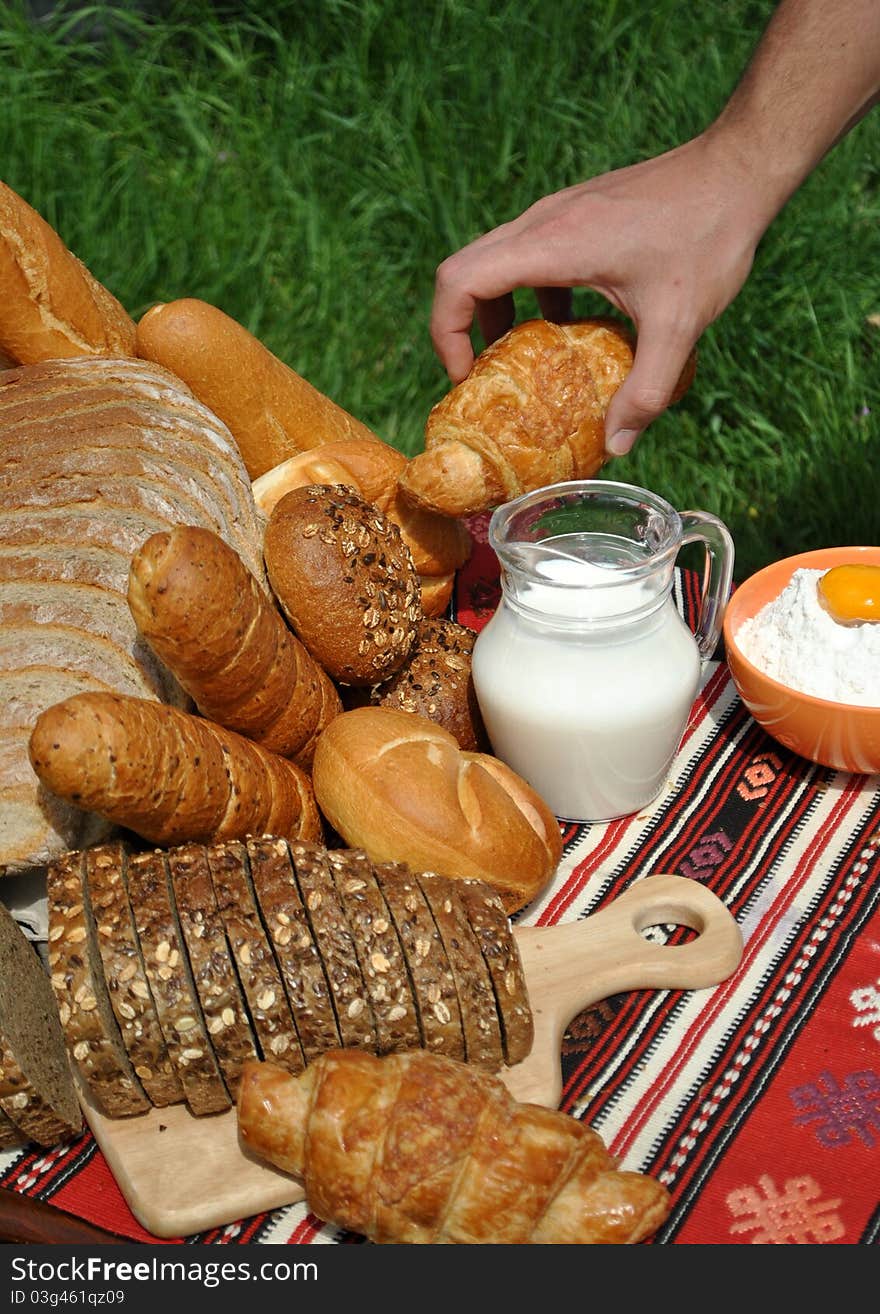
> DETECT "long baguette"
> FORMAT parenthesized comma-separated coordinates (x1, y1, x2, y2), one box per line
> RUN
(127, 525, 342, 766)
(28, 692, 322, 848)
(136, 298, 382, 479)
(0, 180, 136, 364)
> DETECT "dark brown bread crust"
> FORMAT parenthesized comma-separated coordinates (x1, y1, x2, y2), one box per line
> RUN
(326, 849, 421, 1055)
(416, 872, 505, 1072)
(247, 836, 340, 1063)
(372, 862, 465, 1061)
(205, 840, 305, 1073)
(85, 840, 183, 1107)
(124, 849, 230, 1116)
(288, 842, 378, 1053)
(167, 842, 259, 1101)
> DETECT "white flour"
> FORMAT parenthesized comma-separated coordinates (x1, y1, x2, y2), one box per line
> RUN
(734, 567, 880, 707)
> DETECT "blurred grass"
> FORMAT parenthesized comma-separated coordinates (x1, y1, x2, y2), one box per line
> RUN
(1, 0, 878, 581)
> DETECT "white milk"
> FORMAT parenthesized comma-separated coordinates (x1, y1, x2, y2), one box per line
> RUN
(471, 550, 701, 821)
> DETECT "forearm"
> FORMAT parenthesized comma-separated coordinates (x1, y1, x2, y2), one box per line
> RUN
(706, 0, 880, 226)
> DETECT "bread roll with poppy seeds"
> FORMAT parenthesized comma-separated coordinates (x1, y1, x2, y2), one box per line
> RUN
(263, 484, 422, 686)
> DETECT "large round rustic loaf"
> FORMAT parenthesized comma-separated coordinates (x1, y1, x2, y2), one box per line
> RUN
(0, 356, 265, 876)
(263, 484, 423, 686)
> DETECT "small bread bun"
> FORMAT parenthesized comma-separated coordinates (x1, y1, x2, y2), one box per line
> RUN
(366, 618, 489, 752)
(311, 706, 562, 914)
(263, 484, 423, 686)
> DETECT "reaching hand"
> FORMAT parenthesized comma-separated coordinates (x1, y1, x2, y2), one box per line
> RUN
(430, 131, 769, 456)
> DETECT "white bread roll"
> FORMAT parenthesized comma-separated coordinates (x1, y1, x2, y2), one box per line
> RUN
(311, 706, 563, 913)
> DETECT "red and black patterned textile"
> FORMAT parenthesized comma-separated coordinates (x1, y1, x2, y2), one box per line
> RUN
(2, 518, 879, 1245)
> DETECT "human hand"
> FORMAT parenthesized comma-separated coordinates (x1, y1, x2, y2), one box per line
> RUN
(430, 131, 769, 455)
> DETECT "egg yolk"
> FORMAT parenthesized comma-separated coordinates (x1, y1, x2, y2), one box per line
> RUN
(817, 564, 880, 626)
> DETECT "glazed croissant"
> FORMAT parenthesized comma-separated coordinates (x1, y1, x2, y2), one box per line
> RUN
(398, 317, 695, 519)
(238, 1049, 670, 1244)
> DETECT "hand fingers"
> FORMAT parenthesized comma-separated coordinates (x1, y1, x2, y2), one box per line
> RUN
(475, 292, 517, 354)
(604, 322, 699, 457)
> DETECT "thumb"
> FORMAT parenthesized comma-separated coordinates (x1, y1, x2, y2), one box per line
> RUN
(604, 324, 698, 457)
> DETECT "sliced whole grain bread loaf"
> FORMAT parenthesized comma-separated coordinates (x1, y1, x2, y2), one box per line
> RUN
(84, 840, 183, 1108)
(455, 878, 533, 1067)
(288, 841, 378, 1053)
(0, 898, 83, 1146)
(205, 839, 305, 1074)
(372, 861, 465, 1061)
(167, 842, 258, 1100)
(416, 871, 505, 1072)
(326, 848, 421, 1056)
(247, 835, 340, 1064)
(124, 848, 230, 1116)
(0, 355, 265, 877)
(46, 847, 150, 1118)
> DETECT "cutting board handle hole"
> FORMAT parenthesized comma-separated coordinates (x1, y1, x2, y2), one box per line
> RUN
(637, 919, 699, 946)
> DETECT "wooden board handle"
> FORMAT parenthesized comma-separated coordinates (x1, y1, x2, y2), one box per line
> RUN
(504, 873, 743, 1106)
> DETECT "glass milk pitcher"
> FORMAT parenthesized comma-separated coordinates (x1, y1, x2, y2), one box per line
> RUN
(471, 480, 734, 822)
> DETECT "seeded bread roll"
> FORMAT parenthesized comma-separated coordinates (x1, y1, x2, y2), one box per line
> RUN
(263, 484, 423, 686)
(365, 618, 489, 752)
(246, 836, 340, 1064)
(372, 862, 465, 1060)
(416, 871, 504, 1072)
(0, 180, 136, 364)
(84, 841, 183, 1108)
(167, 843, 259, 1100)
(125, 849, 230, 1116)
(326, 849, 421, 1056)
(0, 898, 83, 1146)
(46, 848, 150, 1119)
(252, 438, 472, 619)
(311, 707, 563, 914)
(288, 842, 378, 1053)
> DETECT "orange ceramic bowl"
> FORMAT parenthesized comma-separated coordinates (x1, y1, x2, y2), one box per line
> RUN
(723, 546, 880, 773)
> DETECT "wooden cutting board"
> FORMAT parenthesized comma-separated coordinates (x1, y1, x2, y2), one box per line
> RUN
(83, 873, 743, 1238)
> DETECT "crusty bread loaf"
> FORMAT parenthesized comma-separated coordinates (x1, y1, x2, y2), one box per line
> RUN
(252, 439, 472, 618)
(0, 897, 83, 1146)
(0, 356, 265, 876)
(136, 298, 383, 479)
(398, 318, 695, 518)
(311, 707, 563, 913)
(264, 484, 423, 686)
(127, 526, 342, 767)
(28, 692, 323, 850)
(0, 180, 136, 364)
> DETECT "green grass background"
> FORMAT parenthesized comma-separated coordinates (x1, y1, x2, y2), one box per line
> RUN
(2, 0, 878, 582)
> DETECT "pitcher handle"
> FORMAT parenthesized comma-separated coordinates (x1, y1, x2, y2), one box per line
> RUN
(679, 511, 735, 661)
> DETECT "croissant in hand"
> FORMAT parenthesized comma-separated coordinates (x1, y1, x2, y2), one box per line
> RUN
(237, 1049, 670, 1244)
(397, 317, 696, 519)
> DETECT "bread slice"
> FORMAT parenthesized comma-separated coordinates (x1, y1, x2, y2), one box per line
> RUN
(84, 840, 183, 1108)
(455, 879, 533, 1067)
(416, 872, 505, 1072)
(46, 847, 151, 1118)
(167, 842, 258, 1100)
(124, 848, 230, 1115)
(205, 840, 305, 1073)
(0, 898, 83, 1146)
(288, 841, 378, 1053)
(327, 849, 420, 1055)
(372, 862, 465, 1060)
(246, 836, 340, 1063)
